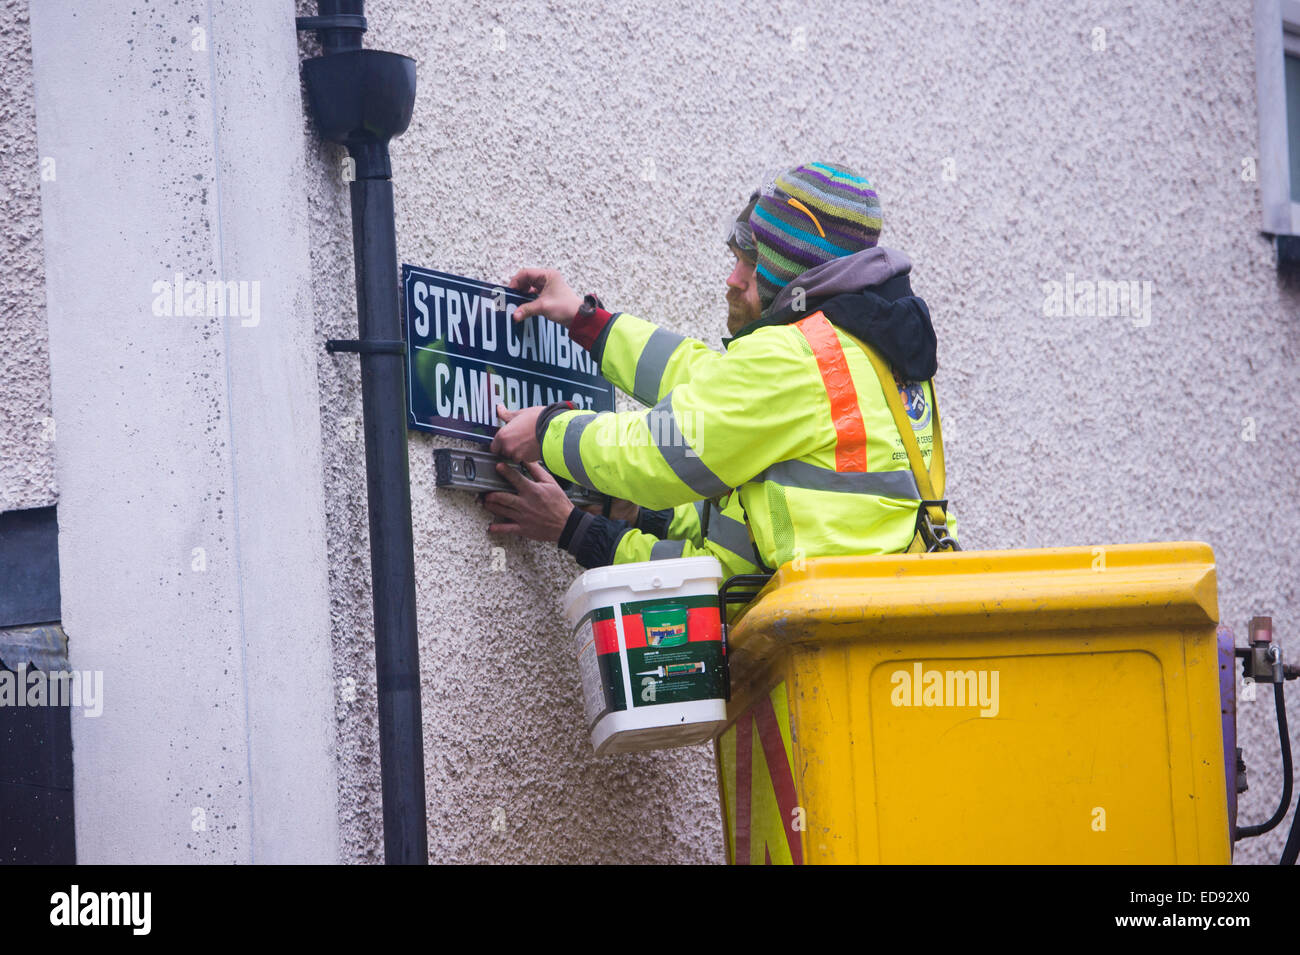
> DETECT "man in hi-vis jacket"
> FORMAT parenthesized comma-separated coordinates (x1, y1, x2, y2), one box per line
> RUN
(484, 161, 957, 579)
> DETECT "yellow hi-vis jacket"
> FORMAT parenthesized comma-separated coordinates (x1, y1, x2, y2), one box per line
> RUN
(613, 495, 761, 581)
(542, 311, 957, 572)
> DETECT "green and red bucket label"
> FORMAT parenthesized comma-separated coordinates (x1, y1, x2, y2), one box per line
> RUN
(574, 606, 625, 726)
(573, 595, 726, 730)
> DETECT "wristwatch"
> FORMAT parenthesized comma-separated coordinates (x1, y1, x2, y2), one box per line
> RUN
(574, 293, 604, 324)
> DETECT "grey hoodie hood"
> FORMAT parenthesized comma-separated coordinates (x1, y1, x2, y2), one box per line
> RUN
(765, 246, 913, 317)
(725, 245, 938, 382)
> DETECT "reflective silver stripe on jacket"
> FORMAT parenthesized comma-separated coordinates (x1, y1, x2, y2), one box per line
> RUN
(693, 500, 752, 557)
(753, 458, 921, 499)
(632, 328, 686, 406)
(650, 538, 687, 560)
(646, 394, 731, 498)
(562, 412, 600, 490)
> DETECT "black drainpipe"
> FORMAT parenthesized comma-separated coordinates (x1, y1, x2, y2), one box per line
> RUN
(297, 1, 427, 864)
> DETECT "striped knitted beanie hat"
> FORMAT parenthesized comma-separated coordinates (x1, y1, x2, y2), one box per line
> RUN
(750, 162, 883, 311)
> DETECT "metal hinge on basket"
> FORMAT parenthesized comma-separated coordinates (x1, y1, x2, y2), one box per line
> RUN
(916, 499, 960, 552)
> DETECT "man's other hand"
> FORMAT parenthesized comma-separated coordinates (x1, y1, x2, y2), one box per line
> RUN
(508, 268, 581, 327)
(490, 403, 543, 462)
(481, 461, 575, 543)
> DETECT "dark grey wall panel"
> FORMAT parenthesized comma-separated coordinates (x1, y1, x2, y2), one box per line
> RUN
(0, 506, 60, 627)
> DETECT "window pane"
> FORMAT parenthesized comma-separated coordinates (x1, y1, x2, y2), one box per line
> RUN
(1287, 53, 1300, 202)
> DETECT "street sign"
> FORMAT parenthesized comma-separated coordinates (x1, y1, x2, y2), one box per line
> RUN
(402, 266, 615, 443)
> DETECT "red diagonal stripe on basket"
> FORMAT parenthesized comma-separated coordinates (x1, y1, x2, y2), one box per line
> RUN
(754, 695, 803, 865)
(734, 712, 753, 865)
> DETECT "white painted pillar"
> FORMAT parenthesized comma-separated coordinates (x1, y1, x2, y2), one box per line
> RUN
(29, 0, 338, 863)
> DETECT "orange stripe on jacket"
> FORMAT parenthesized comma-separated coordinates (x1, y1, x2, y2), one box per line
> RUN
(794, 312, 867, 472)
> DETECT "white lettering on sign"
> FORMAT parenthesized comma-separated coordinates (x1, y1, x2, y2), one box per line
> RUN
(411, 280, 590, 375)
(504, 304, 520, 355)
(435, 364, 451, 416)
(429, 285, 445, 336)
(521, 320, 537, 361)
(539, 321, 555, 364)
(413, 282, 430, 336)
(481, 297, 497, 351)
(407, 269, 612, 439)
(431, 366, 597, 426)
(446, 287, 462, 343)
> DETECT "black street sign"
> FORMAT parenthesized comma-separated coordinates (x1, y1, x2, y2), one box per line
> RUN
(402, 266, 615, 443)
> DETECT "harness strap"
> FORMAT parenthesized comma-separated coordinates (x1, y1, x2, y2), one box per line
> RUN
(743, 311, 957, 563)
(838, 328, 955, 551)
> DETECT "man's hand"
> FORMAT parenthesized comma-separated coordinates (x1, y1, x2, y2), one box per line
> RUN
(508, 268, 581, 328)
(490, 403, 543, 462)
(481, 460, 575, 543)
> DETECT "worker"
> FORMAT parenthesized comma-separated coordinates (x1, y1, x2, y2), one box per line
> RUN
(480, 195, 767, 582)
(483, 161, 957, 579)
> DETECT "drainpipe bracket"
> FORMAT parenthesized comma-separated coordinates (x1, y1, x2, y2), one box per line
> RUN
(295, 15, 368, 33)
(325, 338, 405, 355)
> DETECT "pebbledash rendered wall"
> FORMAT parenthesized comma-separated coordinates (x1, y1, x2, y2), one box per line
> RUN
(4, 0, 1296, 863)
(1, 0, 55, 514)
(301, 0, 1299, 863)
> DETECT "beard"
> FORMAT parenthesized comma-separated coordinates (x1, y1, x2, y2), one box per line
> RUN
(727, 294, 759, 333)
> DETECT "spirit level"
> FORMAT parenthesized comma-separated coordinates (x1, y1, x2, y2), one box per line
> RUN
(433, 448, 608, 509)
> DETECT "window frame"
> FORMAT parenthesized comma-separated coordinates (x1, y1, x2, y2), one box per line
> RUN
(1255, 0, 1300, 234)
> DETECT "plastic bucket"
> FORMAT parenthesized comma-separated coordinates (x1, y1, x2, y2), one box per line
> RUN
(563, 556, 729, 755)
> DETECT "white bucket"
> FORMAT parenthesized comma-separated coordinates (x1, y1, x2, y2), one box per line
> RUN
(562, 556, 729, 755)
